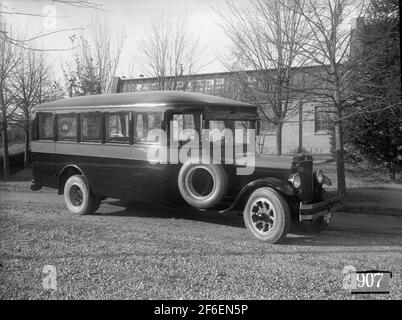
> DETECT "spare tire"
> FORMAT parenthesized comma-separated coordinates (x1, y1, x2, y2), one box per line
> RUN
(178, 160, 227, 209)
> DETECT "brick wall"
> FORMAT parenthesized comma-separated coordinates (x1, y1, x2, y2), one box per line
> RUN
(257, 102, 331, 155)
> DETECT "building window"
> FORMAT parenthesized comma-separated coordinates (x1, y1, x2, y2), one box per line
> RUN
(106, 113, 130, 143)
(215, 78, 225, 91)
(58, 114, 77, 141)
(176, 81, 184, 90)
(247, 75, 257, 86)
(315, 106, 330, 133)
(38, 113, 54, 140)
(205, 79, 214, 93)
(186, 81, 195, 91)
(194, 79, 205, 92)
(135, 112, 163, 143)
(259, 120, 276, 135)
(81, 112, 102, 142)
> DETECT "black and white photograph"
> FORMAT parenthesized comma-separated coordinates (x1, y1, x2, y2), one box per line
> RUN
(0, 0, 401, 305)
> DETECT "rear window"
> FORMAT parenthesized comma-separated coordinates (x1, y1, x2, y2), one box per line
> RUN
(38, 113, 54, 140)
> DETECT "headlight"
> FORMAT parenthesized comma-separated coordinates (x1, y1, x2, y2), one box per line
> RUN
(289, 173, 301, 189)
(316, 170, 324, 184)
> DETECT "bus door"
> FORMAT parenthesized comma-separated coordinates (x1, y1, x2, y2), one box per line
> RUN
(164, 110, 201, 203)
(101, 111, 133, 199)
(130, 111, 165, 203)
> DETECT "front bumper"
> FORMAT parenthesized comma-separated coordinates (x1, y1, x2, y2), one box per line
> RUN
(299, 196, 341, 221)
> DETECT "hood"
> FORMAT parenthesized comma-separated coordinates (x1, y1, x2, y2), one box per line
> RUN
(255, 154, 295, 169)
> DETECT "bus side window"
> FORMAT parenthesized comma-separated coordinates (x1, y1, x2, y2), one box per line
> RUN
(38, 113, 54, 140)
(134, 112, 163, 143)
(58, 114, 77, 141)
(106, 112, 130, 143)
(81, 112, 102, 142)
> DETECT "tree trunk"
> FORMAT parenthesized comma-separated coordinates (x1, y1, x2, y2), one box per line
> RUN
(332, 68, 347, 196)
(334, 119, 346, 196)
(276, 123, 283, 155)
(24, 123, 30, 168)
(298, 103, 303, 153)
(389, 164, 396, 181)
(1, 114, 10, 178)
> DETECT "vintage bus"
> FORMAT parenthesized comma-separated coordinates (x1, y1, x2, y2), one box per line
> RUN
(31, 91, 339, 243)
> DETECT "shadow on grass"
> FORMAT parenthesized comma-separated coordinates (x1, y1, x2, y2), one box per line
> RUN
(97, 199, 402, 248)
(100, 199, 246, 229)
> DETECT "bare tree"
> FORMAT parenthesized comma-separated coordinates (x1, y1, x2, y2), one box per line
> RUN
(0, 20, 19, 178)
(138, 13, 205, 90)
(0, 1, 102, 51)
(217, 0, 311, 155)
(9, 47, 64, 167)
(284, 0, 367, 196)
(63, 17, 125, 96)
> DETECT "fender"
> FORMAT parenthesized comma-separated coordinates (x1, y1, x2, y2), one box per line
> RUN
(57, 164, 86, 194)
(218, 177, 294, 213)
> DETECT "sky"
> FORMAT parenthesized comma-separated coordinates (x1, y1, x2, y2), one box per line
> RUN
(3, 0, 233, 79)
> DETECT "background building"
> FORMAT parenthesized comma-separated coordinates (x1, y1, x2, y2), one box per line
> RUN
(111, 65, 333, 155)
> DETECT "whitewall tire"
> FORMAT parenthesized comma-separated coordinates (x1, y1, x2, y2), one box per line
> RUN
(63, 174, 99, 215)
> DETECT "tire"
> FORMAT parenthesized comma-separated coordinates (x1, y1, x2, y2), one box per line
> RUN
(178, 160, 227, 209)
(243, 187, 290, 243)
(63, 174, 100, 215)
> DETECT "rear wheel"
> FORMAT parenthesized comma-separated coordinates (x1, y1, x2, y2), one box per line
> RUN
(243, 187, 290, 243)
(63, 175, 100, 215)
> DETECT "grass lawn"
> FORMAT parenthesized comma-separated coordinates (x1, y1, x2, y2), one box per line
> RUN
(315, 161, 402, 216)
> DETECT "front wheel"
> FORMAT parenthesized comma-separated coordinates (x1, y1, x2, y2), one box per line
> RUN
(63, 175, 100, 215)
(243, 187, 290, 243)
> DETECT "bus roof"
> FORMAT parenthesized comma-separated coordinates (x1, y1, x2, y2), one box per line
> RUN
(35, 91, 257, 110)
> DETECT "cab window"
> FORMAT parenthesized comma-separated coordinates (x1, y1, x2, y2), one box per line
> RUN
(234, 120, 253, 144)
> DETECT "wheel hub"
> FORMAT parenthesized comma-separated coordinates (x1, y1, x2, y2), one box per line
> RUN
(69, 185, 83, 207)
(250, 198, 276, 235)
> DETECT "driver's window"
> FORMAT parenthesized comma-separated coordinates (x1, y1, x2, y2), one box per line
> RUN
(234, 120, 253, 144)
(209, 120, 227, 142)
